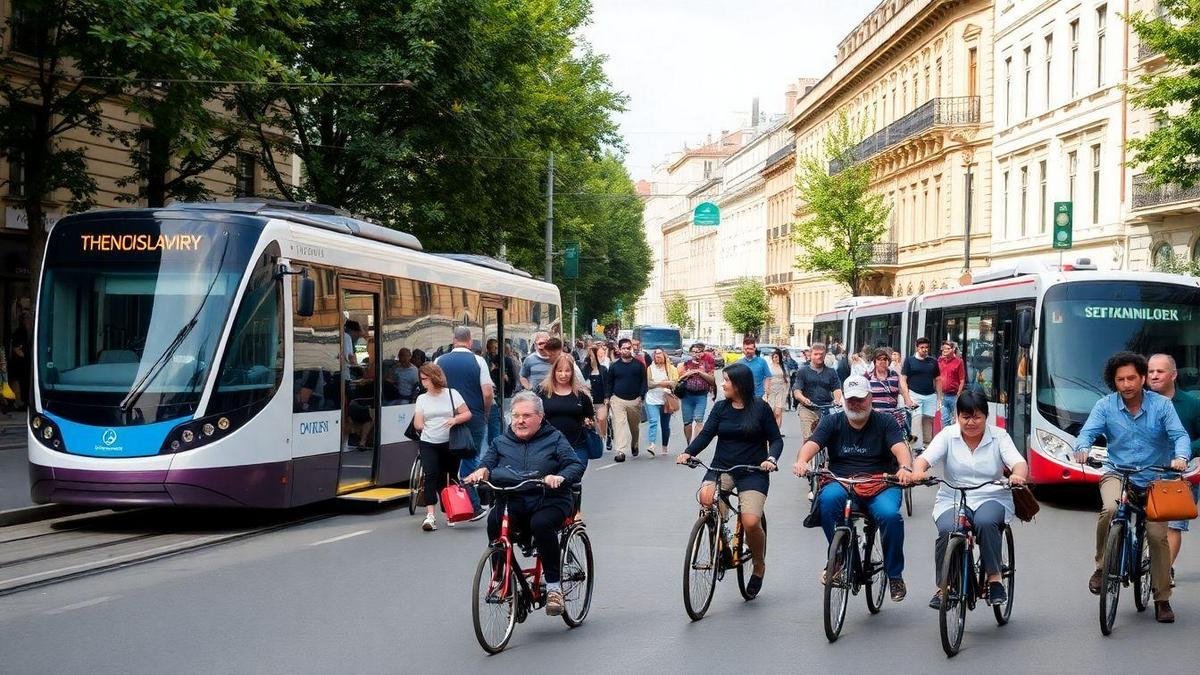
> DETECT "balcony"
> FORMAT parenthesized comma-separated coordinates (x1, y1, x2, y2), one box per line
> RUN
(830, 96, 981, 174)
(864, 241, 898, 266)
(1137, 42, 1159, 63)
(1132, 173, 1200, 212)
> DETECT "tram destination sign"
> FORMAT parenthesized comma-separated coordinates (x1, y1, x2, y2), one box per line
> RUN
(1083, 306, 1190, 321)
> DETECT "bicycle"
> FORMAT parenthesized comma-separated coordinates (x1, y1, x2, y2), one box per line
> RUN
(470, 479, 594, 654)
(407, 457, 424, 516)
(679, 459, 770, 620)
(809, 470, 895, 642)
(804, 403, 842, 472)
(1084, 456, 1182, 636)
(917, 477, 1017, 657)
(878, 404, 920, 516)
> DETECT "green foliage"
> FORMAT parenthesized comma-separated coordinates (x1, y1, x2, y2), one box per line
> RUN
(664, 294, 695, 333)
(722, 279, 773, 339)
(793, 112, 891, 295)
(1154, 251, 1200, 276)
(1127, 1, 1200, 189)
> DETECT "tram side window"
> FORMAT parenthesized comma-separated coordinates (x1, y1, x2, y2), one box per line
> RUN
(292, 266, 341, 413)
(380, 277, 429, 406)
(964, 309, 998, 400)
(507, 298, 535, 362)
(211, 245, 284, 413)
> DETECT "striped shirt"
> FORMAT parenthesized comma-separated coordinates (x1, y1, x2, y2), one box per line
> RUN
(865, 368, 905, 428)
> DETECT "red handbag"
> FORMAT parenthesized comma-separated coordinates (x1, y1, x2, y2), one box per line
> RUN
(440, 482, 475, 522)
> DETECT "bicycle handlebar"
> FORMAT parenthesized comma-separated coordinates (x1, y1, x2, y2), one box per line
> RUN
(475, 478, 548, 492)
(811, 469, 900, 485)
(682, 459, 774, 473)
(1084, 457, 1179, 474)
(914, 476, 1012, 491)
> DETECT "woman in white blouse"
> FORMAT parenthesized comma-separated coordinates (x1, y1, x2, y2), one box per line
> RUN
(911, 390, 1028, 609)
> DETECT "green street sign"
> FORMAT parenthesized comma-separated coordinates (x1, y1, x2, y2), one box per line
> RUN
(563, 243, 579, 279)
(693, 202, 720, 226)
(1052, 201, 1073, 250)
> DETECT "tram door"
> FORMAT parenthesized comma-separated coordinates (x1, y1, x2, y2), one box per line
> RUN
(482, 302, 505, 426)
(338, 281, 383, 494)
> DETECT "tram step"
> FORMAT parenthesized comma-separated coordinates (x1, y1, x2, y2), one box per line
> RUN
(337, 487, 412, 504)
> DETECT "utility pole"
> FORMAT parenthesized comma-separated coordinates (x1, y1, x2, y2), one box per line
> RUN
(544, 152, 555, 283)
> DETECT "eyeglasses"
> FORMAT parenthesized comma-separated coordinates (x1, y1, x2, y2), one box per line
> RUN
(511, 413, 542, 421)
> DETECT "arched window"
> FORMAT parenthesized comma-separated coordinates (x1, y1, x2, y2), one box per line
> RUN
(1192, 238, 1200, 262)
(1152, 242, 1174, 267)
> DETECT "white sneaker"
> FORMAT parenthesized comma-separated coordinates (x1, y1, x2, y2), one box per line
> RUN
(446, 518, 456, 528)
(422, 514, 437, 531)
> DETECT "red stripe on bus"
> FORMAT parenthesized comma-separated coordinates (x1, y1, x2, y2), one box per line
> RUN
(923, 278, 1036, 299)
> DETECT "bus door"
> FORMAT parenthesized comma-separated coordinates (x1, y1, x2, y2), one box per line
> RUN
(998, 302, 1034, 455)
(337, 280, 383, 494)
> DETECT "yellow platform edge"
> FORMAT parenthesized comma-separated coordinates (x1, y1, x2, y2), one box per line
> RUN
(338, 487, 413, 503)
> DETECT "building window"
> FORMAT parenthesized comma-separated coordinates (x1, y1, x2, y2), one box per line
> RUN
(10, 5, 42, 55)
(1068, 150, 1078, 204)
(5, 149, 24, 197)
(968, 48, 978, 98)
(1023, 46, 1032, 118)
(1091, 144, 1101, 224)
(1044, 34, 1053, 110)
(1002, 170, 1009, 236)
(935, 58, 943, 98)
(1038, 160, 1047, 233)
(1070, 19, 1080, 98)
(1004, 56, 1012, 125)
(1153, 242, 1174, 267)
(1019, 166, 1028, 237)
(1096, 5, 1107, 87)
(703, 160, 713, 179)
(235, 152, 256, 198)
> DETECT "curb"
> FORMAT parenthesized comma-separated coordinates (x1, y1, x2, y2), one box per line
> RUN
(0, 504, 90, 528)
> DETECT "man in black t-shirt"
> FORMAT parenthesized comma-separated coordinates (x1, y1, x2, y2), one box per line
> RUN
(791, 343, 844, 446)
(794, 375, 914, 602)
(900, 337, 942, 452)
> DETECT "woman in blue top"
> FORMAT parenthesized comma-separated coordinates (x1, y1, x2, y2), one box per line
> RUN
(676, 362, 783, 598)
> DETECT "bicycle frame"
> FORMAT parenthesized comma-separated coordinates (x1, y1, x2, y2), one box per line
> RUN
(815, 471, 893, 589)
(1107, 472, 1147, 590)
(685, 460, 769, 569)
(480, 479, 551, 610)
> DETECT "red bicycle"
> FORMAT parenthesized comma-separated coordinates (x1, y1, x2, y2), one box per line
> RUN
(470, 479, 594, 654)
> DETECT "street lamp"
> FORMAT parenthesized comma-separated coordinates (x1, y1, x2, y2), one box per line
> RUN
(962, 152, 976, 272)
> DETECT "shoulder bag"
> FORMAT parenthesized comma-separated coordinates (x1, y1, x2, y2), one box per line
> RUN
(1011, 485, 1040, 522)
(663, 391, 681, 414)
(585, 428, 604, 460)
(1146, 478, 1198, 522)
(446, 389, 478, 459)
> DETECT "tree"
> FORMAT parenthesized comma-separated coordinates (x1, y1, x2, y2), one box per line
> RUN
(664, 294, 695, 334)
(722, 279, 773, 340)
(0, 0, 127, 287)
(793, 112, 891, 295)
(1154, 251, 1200, 276)
(92, 0, 307, 206)
(1127, 1, 1200, 190)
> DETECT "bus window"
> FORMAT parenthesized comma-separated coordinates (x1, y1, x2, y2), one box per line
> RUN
(380, 278, 429, 406)
(293, 266, 341, 413)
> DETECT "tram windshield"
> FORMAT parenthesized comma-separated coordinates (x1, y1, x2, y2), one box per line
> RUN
(37, 215, 261, 425)
(1037, 280, 1200, 435)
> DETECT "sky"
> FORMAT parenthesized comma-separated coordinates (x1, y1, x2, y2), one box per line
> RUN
(582, 0, 881, 179)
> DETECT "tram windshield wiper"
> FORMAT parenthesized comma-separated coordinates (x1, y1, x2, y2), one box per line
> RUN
(119, 238, 230, 414)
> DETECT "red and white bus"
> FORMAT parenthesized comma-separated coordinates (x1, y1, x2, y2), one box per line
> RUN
(812, 261, 1200, 485)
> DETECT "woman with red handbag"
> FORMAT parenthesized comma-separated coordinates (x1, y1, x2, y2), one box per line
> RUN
(414, 363, 472, 532)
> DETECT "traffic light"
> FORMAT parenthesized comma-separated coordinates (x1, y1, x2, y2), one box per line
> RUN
(564, 244, 579, 279)
(1052, 202, 1072, 250)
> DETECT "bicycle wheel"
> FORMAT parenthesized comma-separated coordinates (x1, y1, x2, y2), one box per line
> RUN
(823, 529, 851, 642)
(1132, 529, 1151, 612)
(1098, 521, 1125, 636)
(863, 526, 887, 614)
(938, 537, 968, 657)
(993, 526, 1016, 626)
(736, 514, 767, 600)
(904, 485, 913, 517)
(472, 547, 517, 654)
(407, 459, 424, 516)
(560, 526, 594, 627)
(683, 516, 719, 621)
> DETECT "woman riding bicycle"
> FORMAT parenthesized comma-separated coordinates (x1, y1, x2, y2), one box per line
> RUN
(675, 362, 783, 599)
(865, 347, 912, 432)
(911, 390, 1028, 609)
(465, 391, 585, 616)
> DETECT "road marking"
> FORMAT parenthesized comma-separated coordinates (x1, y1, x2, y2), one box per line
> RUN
(45, 595, 116, 615)
(596, 463, 624, 471)
(309, 529, 372, 546)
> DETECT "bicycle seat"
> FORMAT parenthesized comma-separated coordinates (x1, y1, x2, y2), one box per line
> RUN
(849, 510, 877, 525)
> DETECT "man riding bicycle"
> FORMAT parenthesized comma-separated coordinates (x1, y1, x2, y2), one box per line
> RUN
(465, 391, 585, 616)
(1070, 351, 1190, 623)
(791, 343, 843, 447)
(794, 375, 914, 601)
(676, 362, 783, 599)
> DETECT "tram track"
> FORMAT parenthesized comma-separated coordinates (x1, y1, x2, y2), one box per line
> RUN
(0, 506, 337, 596)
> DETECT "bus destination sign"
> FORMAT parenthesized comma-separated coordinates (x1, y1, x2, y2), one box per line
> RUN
(80, 233, 205, 252)
(1083, 306, 1190, 321)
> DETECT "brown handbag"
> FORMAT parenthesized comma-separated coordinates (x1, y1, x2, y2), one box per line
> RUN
(662, 391, 681, 414)
(1146, 479, 1199, 522)
(1011, 485, 1040, 522)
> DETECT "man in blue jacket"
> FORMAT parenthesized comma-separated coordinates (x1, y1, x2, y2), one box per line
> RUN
(734, 337, 773, 398)
(466, 391, 584, 616)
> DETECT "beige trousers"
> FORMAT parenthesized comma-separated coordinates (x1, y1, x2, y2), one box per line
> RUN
(610, 396, 641, 455)
(1096, 475, 1171, 601)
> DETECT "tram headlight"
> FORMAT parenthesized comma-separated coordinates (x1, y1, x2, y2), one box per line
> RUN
(217, 417, 230, 431)
(181, 429, 195, 444)
(30, 415, 65, 451)
(32, 417, 42, 429)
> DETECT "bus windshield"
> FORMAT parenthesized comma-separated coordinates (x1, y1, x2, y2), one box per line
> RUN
(1037, 280, 1200, 435)
(37, 215, 261, 425)
(636, 327, 682, 351)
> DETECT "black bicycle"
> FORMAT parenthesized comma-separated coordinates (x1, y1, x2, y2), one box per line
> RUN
(810, 470, 894, 642)
(1085, 457, 1179, 636)
(679, 459, 770, 620)
(919, 477, 1017, 657)
(805, 403, 841, 473)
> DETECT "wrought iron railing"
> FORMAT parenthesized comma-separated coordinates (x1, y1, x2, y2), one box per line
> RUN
(1138, 42, 1159, 63)
(864, 241, 898, 265)
(830, 96, 981, 174)
(1132, 173, 1200, 210)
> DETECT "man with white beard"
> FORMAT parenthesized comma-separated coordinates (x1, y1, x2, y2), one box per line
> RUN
(794, 374, 915, 602)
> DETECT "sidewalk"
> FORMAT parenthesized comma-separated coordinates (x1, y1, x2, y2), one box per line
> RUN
(0, 414, 30, 511)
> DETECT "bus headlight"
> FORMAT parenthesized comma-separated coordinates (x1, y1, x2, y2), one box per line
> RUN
(41, 426, 54, 440)
(1035, 429, 1073, 459)
(29, 415, 64, 451)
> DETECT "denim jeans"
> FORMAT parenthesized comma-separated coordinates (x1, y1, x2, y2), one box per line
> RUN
(645, 402, 665, 446)
(940, 393, 958, 427)
(817, 482, 905, 578)
(486, 404, 502, 452)
(458, 416, 488, 511)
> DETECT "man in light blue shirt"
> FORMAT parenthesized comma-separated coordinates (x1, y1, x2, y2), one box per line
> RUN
(1071, 351, 1189, 623)
(734, 337, 773, 398)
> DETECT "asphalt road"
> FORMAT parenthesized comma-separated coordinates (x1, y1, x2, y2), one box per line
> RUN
(2, 410, 1200, 673)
